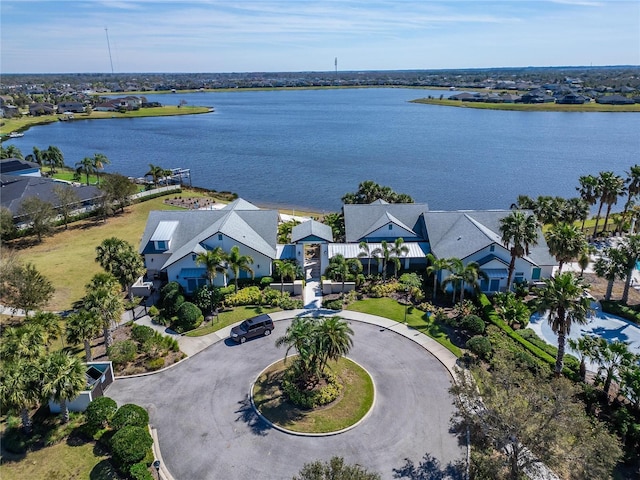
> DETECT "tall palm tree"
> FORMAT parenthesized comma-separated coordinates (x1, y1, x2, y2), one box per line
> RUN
(114, 248, 146, 300)
(43, 146, 64, 174)
(273, 260, 297, 293)
(1, 144, 24, 160)
(371, 240, 392, 282)
(620, 165, 640, 233)
(25, 146, 44, 166)
(390, 237, 409, 278)
(499, 210, 539, 290)
(327, 254, 349, 292)
(576, 174, 599, 231)
(599, 171, 626, 234)
(545, 223, 587, 273)
(66, 310, 102, 362)
(532, 272, 592, 377)
(459, 262, 488, 303)
(620, 234, 640, 304)
(75, 156, 96, 185)
(95, 237, 126, 273)
(227, 245, 254, 293)
(1, 324, 46, 362)
(442, 257, 463, 303)
(91, 153, 110, 185)
(425, 253, 450, 301)
(562, 197, 590, 226)
(0, 359, 41, 433)
(275, 317, 319, 382)
(358, 241, 373, 276)
(195, 247, 227, 287)
(41, 351, 86, 423)
(593, 247, 627, 301)
(145, 163, 165, 188)
(568, 335, 598, 382)
(592, 339, 638, 399)
(316, 316, 354, 372)
(30, 311, 62, 352)
(83, 274, 124, 349)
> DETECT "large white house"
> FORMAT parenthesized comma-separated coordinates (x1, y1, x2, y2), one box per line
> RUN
(139, 198, 555, 294)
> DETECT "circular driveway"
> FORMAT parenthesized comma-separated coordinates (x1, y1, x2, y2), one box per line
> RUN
(108, 319, 464, 479)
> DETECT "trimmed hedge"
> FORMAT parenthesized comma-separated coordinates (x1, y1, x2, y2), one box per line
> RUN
(110, 425, 153, 469)
(601, 300, 640, 325)
(111, 404, 150, 431)
(86, 396, 118, 430)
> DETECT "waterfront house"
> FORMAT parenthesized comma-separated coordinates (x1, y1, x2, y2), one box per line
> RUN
(28, 102, 55, 116)
(57, 101, 85, 113)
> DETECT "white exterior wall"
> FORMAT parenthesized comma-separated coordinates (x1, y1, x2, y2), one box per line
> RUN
(144, 253, 170, 276)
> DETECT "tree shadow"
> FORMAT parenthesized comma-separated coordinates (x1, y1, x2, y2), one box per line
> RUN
(392, 453, 465, 480)
(89, 458, 121, 480)
(234, 396, 271, 436)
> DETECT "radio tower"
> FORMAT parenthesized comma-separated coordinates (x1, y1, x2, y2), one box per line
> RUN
(105, 27, 114, 74)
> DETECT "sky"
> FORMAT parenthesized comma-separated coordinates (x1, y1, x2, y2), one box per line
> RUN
(1, 0, 639, 74)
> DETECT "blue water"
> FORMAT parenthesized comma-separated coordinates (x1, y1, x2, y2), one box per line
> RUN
(6, 88, 639, 212)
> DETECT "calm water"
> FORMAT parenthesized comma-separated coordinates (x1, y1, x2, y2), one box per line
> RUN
(7, 88, 639, 212)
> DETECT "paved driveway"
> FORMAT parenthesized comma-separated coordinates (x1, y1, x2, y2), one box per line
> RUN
(108, 319, 464, 479)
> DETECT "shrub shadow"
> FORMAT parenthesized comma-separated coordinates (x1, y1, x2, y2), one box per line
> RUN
(392, 453, 465, 480)
(234, 396, 271, 436)
(89, 458, 121, 480)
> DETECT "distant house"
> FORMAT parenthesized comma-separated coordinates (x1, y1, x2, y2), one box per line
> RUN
(0, 174, 102, 220)
(57, 101, 85, 113)
(596, 95, 634, 105)
(557, 93, 588, 105)
(0, 158, 41, 177)
(95, 96, 144, 111)
(517, 91, 555, 104)
(29, 102, 55, 116)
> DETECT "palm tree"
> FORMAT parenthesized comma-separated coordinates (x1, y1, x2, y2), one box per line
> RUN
(600, 171, 626, 234)
(562, 197, 590, 226)
(577, 243, 595, 277)
(273, 260, 297, 293)
(593, 247, 627, 301)
(371, 240, 392, 282)
(358, 241, 373, 276)
(41, 351, 86, 423)
(425, 253, 450, 301)
(275, 317, 319, 382)
(91, 153, 110, 185)
(195, 247, 227, 288)
(577, 174, 599, 231)
(95, 237, 126, 273)
(66, 310, 102, 362)
(326, 254, 350, 292)
(25, 146, 44, 166)
(75, 156, 96, 185)
(620, 165, 640, 233)
(592, 338, 638, 399)
(620, 234, 640, 304)
(30, 311, 62, 352)
(0, 359, 41, 433)
(499, 210, 539, 291)
(43, 146, 64, 174)
(0, 324, 45, 362)
(1, 144, 24, 160)
(545, 223, 587, 273)
(442, 257, 463, 303)
(83, 274, 124, 349)
(145, 163, 165, 188)
(532, 272, 592, 377)
(459, 262, 488, 303)
(316, 316, 354, 372)
(227, 246, 254, 293)
(114, 248, 146, 301)
(390, 237, 409, 278)
(568, 335, 598, 382)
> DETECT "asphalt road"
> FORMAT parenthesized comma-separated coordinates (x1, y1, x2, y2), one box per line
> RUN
(108, 319, 465, 479)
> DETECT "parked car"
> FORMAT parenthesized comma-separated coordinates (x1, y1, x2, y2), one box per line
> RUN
(230, 314, 274, 343)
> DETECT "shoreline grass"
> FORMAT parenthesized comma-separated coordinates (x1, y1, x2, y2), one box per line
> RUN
(411, 98, 640, 113)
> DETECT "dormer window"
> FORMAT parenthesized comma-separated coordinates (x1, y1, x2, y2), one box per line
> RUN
(157, 240, 167, 250)
(150, 220, 178, 252)
(218, 234, 223, 241)
(490, 245, 495, 252)
(388, 224, 392, 230)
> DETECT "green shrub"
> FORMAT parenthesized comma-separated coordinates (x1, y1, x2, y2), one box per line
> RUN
(110, 426, 153, 469)
(262, 287, 282, 306)
(323, 298, 344, 310)
(368, 282, 398, 298)
(145, 357, 165, 371)
(281, 367, 342, 409)
(160, 281, 181, 299)
(162, 289, 185, 317)
(260, 276, 274, 287)
(131, 325, 155, 347)
(601, 300, 640, 324)
(224, 286, 262, 307)
(111, 404, 150, 431)
(466, 335, 492, 360)
(461, 314, 486, 335)
(173, 301, 203, 333)
(86, 396, 118, 430)
(279, 296, 303, 310)
(130, 462, 153, 480)
(2, 428, 27, 454)
(107, 340, 137, 367)
(147, 305, 159, 318)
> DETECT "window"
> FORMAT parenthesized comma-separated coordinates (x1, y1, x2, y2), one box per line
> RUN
(192, 254, 196, 261)
(388, 224, 393, 230)
(480, 278, 489, 291)
(156, 240, 166, 250)
(490, 279, 500, 292)
(489, 245, 495, 252)
(532, 267, 541, 280)
(187, 278, 196, 292)
(218, 234, 223, 241)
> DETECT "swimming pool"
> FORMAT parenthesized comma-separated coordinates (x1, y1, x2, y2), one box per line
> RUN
(529, 306, 640, 371)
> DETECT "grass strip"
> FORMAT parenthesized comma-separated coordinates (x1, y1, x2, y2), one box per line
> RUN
(411, 98, 640, 112)
(184, 305, 281, 337)
(347, 297, 462, 357)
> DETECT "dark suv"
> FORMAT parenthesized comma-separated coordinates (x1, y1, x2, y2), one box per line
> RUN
(230, 314, 274, 343)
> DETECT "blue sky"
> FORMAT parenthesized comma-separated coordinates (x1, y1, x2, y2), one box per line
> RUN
(1, 1, 639, 73)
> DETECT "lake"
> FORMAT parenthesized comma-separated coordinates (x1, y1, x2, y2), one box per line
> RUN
(6, 88, 640, 212)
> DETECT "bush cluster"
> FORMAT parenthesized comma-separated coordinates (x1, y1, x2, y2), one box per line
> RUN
(107, 340, 137, 367)
(224, 286, 263, 306)
(281, 369, 343, 409)
(110, 426, 153, 470)
(86, 396, 118, 431)
(173, 301, 203, 333)
(111, 404, 150, 431)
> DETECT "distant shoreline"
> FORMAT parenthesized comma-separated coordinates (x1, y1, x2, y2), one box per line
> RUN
(411, 97, 640, 112)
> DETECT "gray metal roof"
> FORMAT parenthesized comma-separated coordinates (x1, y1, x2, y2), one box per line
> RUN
(328, 242, 429, 259)
(150, 221, 179, 242)
(291, 220, 333, 243)
(343, 202, 428, 242)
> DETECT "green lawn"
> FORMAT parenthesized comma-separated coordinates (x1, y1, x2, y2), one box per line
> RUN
(347, 298, 462, 357)
(185, 305, 281, 336)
